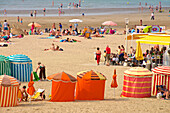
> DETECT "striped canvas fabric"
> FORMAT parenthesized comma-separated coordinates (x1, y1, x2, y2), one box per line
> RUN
(8, 54, 32, 82)
(77, 70, 106, 80)
(0, 75, 20, 107)
(151, 66, 170, 96)
(121, 67, 152, 98)
(0, 55, 11, 75)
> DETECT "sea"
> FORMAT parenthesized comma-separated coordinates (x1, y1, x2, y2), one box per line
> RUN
(0, 0, 169, 16)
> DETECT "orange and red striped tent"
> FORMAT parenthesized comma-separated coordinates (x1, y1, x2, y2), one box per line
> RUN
(121, 67, 152, 98)
(0, 75, 20, 107)
(151, 66, 170, 96)
(47, 72, 77, 102)
(75, 70, 106, 100)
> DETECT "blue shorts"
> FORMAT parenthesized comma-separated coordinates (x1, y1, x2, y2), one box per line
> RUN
(4, 27, 8, 30)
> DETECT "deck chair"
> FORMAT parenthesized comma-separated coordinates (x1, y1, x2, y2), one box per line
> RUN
(32, 89, 45, 100)
(33, 72, 40, 81)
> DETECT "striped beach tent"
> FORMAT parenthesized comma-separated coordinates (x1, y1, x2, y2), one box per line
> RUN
(0, 75, 20, 107)
(47, 72, 77, 102)
(121, 67, 152, 98)
(151, 66, 170, 96)
(0, 55, 11, 75)
(8, 54, 32, 82)
(75, 70, 106, 100)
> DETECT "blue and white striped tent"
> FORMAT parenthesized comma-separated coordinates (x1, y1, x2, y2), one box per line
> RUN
(7, 54, 32, 82)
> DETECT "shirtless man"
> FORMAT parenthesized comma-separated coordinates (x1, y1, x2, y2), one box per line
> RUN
(21, 86, 28, 101)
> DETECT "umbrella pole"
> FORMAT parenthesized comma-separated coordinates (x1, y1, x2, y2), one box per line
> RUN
(114, 88, 115, 98)
(29, 95, 32, 103)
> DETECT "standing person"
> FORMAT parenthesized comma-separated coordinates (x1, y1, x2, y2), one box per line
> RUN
(103, 50, 106, 65)
(151, 12, 154, 20)
(30, 11, 33, 17)
(69, 24, 72, 32)
(31, 22, 35, 32)
(20, 18, 23, 24)
(35, 62, 46, 81)
(96, 47, 101, 65)
(59, 23, 62, 32)
(4, 9, 7, 16)
(43, 8, 46, 16)
(156, 5, 158, 12)
(58, 7, 61, 16)
(106, 45, 111, 66)
(74, 22, 78, 33)
(52, 0, 54, 7)
(7, 24, 10, 34)
(52, 23, 56, 30)
(60, 3, 63, 10)
(34, 10, 37, 18)
(17, 16, 20, 23)
(3, 20, 8, 33)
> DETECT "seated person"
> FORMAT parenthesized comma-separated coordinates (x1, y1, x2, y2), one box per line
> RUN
(55, 30, 61, 38)
(29, 29, 32, 35)
(24, 30, 28, 35)
(21, 86, 28, 101)
(40, 90, 45, 100)
(157, 85, 170, 100)
(62, 29, 66, 36)
(44, 43, 63, 51)
(49, 30, 56, 36)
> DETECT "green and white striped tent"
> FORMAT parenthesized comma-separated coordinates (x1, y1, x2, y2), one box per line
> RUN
(0, 55, 11, 75)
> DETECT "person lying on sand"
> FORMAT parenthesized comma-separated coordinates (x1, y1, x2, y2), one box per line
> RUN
(64, 38, 81, 42)
(44, 43, 63, 51)
(92, 31, 104, 37)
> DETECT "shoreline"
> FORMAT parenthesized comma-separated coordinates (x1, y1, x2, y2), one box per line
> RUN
(1, 7, 169, 17)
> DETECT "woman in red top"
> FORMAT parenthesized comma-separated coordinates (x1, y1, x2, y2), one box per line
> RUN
(31, 22, 35, 32)
(96, 47, 101, 65)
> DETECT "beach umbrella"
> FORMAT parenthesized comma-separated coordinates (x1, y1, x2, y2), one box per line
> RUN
(102, 21, 117, 26)
(47, 72, 77, 102)
(0, 75, 20, 107)
(69, 19, 83, 23)
(28, 22, 41, 27)
(135, 41, 144, 61)
(0, 55, 11, 75)
(111, 69, 118, 98)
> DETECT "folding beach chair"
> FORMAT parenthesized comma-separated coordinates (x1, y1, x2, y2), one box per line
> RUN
(32, 89, 45, 100)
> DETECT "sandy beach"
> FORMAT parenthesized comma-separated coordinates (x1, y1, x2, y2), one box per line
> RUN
(0, 10, 170, 113)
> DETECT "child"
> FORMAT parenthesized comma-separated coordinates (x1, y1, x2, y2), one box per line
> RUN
(21, 86, 28, 101)
(21, 18, 23, 24)
(17, 16, 20, 23)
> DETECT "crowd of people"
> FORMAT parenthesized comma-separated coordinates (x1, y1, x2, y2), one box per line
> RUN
(95, 44, 168, 68)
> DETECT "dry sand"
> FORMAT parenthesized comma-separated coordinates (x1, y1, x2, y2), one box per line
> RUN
(0, 12, 170, 113)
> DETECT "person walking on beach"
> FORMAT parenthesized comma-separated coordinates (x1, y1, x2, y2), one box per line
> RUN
(106, 45, 111, 66)
(43, 8, 46, 16)
(96, 47, 101, 65)
(35, 62, 46, 81)
(52, 0, 54, 7)
(30, 11, 33, 17)
(17, 16, 20, 23)
(34, 10, 37, 18)
(20, 18, 23, 24)
(59, 23, 62, 32)
(4, 9, 7, 16)
(3, 20, 8, 33)
(151, 12, 154, 20)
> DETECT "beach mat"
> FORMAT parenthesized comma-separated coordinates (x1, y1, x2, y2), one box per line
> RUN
(33, 72, 40, 81)
(38, 36, 55, 39)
